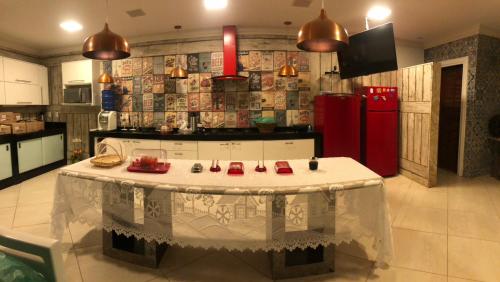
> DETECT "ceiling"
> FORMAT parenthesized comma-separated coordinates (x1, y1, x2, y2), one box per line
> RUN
(0, 0, 499, 55)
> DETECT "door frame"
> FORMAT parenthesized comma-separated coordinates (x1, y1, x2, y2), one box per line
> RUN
(439, 56, 468, 176)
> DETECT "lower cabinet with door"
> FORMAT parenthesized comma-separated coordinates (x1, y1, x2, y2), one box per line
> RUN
(0, 124, 67, 190)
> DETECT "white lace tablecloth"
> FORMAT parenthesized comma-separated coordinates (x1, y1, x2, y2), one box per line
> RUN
(51, 157, 393, 265)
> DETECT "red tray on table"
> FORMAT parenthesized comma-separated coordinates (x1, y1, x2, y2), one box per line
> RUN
(127, 162, 171, 174)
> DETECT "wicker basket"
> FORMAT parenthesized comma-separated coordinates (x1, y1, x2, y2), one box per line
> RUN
(256, 122, 276, 134)
(90, 139, 125, 168)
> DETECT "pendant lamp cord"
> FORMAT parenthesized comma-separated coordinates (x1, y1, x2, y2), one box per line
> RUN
(105, 0, 109, 23)
(321, 0, 324, 9)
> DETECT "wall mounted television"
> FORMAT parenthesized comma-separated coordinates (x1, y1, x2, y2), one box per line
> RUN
(337, 23, 398, 79)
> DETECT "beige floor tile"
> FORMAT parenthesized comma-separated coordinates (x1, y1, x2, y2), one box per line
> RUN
(448, 210, 500, 242)
(63, 251, 83, 282)
(393, 206, 447, 234)
(367, 266, 447, 282)
(17, 181, 55, 206)
(166, 250, 272, 282)
(448, 236, 500, 282)
(391, 228, 447, 275)
(228, 250, 272, 277)
(0, 207, 16, 228)
(0, 185, 20, 208)
(13, 223, 74, 252)
(447, 277, 481, 282)
(68, 221, 103, 249)
(75, 245, 163, 282)
(158, 245, 213, 275)
(406, 182, 448, 210)
(448, 187, 497, 216)
(12, 202, 52, 227)
(279, 253, 373, 282)
(384, 176, 413, 223)
(487, 186, 500, 219)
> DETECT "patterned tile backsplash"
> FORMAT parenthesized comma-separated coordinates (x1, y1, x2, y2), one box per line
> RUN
(109, 51, 313, 129)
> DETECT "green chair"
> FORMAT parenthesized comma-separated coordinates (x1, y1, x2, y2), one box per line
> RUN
(0, 226, 64, 282)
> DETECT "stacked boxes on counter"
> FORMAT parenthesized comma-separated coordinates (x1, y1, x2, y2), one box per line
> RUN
(0, 112, 45, 135)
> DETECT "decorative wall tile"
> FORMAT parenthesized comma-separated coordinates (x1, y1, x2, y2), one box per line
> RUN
(261, 51, 274, 71)
(121, 77, 133, 94)
(238, 51, 249, 71)
(299, 91, 312, 110)
(198, 52, 211, 72)
(286, 77, 298, 91)
(298, 52, 310, 72)
(143, 93, 154, 111)
(286, 91, 299, 110)
(153, 112, 164, 125)
(275, 72, 286, 90)
(153, 56, 164, 75)
(164, 55, 176, 75)
(142, 75, 153, 93)
(248, 72, 262, 91)
(274, 90, 287, 110)
(298, 72, 311, 91)
(261, 72, 274, 91)
(164, 112, 176, 128)
(249, 111, 262, 126)
(175, 54, 187, 70)
(299, 110, 311, 124)
(143, 112, 154, 127)
(132, 58, 143, 76)
(237, 110, 249, 128)
(119, 112, 130, 127)
(249, 92, 262, 110)
(130, 112, 142, 127)
(176, 112, 188, 127)
(212, 92, 225, 111)
(176, 94, 188, 111)
(132, 95, 143, 112)
(212, 112, 225, 128)
(286, 110, 299, 126)
(274, 51, 286, 71)
(153, 94, 165, 112)
(188, 93, 200, 111)
(200, 92, 212, 111)
(237, 92, 249, 110)
(164, 76, 176, 93)
(236, 72, 249, 91)
(210, 52, 223, 76)
(133, 76, 142, 94)
(121, 59, 133, 77)
(275, 110, 286, 127)
(261, 91, 275, 109)
(142, 57, 153, 75)
(187, 53, 199, 73)
(120, 95, 132, 112)
(200, 112, 213, 128)
(225, 112, 237, 128)
(188, 73, 200, 93)
(176, 79, 187, 94)
(152, 74, 164, 94)
(287, 51, 299, 69)
(224, 80, 237, 92)
(199, 73, 212, 92)
(165, 94, 176, 111)
(248, 51, 262, 71)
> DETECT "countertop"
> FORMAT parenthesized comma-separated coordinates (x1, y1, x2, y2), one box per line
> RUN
(0, 122, 66, 144)
(89, 127, 322, 141)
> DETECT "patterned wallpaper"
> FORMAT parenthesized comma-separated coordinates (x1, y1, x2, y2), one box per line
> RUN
(107, 50, 313, 129)
(425, 34, 500, 176)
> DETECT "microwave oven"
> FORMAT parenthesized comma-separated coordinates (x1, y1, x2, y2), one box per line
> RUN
(63, 84, 92, 104)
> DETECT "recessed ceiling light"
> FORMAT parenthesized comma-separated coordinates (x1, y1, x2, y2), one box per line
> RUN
(204, 0, 228, 10)
(367, 5, 392, 20)
(59, 20, 82, 32)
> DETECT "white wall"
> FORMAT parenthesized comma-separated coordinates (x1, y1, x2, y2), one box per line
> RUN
(395, 39, 424, 68)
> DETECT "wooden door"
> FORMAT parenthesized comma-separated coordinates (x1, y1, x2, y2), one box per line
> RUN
(438, 66, 462, 172)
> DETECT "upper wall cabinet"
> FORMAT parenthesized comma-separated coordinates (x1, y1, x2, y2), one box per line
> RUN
(62, 60, 93, 85)
(0, 57, 48, 105)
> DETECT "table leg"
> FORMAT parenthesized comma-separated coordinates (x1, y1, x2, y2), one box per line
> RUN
(102, 185, 169, 268)
(268, 192, 336, 279)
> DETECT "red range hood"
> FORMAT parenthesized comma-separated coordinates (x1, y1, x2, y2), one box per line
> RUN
(212, 25, 247, 81)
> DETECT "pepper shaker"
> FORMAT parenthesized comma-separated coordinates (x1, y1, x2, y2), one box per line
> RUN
(309, 157, 318, 170)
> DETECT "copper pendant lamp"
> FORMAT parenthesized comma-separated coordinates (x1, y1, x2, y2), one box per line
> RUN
(297, 0, 348, 52)
(279, 21, 299, 77)
(97, 72, 114, 84)
(82, 0, 130, 60)
(170, 25, 188, 79)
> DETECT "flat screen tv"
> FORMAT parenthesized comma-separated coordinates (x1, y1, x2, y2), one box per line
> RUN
(337, 23, 398, 79)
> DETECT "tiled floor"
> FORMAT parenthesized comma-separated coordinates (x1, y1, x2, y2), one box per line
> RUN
(0, 169, 499, 282)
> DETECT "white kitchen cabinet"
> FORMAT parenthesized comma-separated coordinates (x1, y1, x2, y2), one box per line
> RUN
(42, 134, 64, 165)
(39, 66, 49, 105)
(0, 143, 12, 181)
(198, 141, 231, 160)
(161, 141, 198, 152)
(17, 138, 43, 173)
(263, 139, 315, 160)
(0, 56, 4, 80)
(0, 82, 5, 104)
(3, 58, 40, 85)
(4, 82, 42, 105)
(168, 150, 198, 160)
(120, 139, 161, 158)
(230, 141, 264, 160)
(62, 60, 93, 85)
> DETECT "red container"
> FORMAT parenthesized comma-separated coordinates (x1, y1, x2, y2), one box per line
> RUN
(314, 94, 361, 161)
(127, 162, 170, 174)
(274, 161, 293, 174)
(228, 162, 244, 175)
(361, 87, 399, 176)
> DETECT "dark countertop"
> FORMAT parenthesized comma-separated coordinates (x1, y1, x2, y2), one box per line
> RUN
(0, 122, 66, 144)
(89, 127, 322, 141)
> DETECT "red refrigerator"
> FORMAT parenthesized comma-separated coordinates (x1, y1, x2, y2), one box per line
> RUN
(361, 87, 399, 176)
(314, 94, 361, 161)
